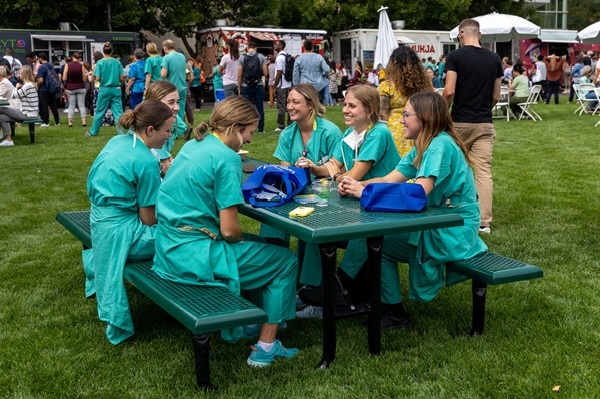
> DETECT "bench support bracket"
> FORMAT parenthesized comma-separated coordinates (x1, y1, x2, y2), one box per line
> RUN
(191, 333, 212, 390)
(471, 279, 487, 336)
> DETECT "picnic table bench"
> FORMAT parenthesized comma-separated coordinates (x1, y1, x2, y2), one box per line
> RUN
(447, 253, 543, 335)
(56, 211, 268, 390)
(10, 119, 44, 143)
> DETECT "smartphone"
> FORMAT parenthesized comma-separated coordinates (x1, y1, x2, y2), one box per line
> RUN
(289, 206, 315, 217)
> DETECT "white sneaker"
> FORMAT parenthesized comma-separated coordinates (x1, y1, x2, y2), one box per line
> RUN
(0, 139, 14, 146)
(479, 226, 491, 234)
(40, 123, 50, 127)
(295, 305, 323, 319)
(63, 109, 68, 113)
(274, 128, 282, 132)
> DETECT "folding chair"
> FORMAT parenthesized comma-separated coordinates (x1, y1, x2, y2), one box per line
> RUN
(573, 83, 596, 116)
(518, 85, 542, 121)
(493, 86, 515, 122)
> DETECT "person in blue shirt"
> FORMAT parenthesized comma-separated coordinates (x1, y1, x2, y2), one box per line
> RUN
(339, 91, 487, 330)
(126, 49, 146, 110)
(160, 40, 188, 123)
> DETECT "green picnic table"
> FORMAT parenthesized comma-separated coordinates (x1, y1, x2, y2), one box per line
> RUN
(239, 158, 464, 368)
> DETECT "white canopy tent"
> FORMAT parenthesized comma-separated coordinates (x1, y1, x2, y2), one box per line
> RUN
(374, 6, 399, 68)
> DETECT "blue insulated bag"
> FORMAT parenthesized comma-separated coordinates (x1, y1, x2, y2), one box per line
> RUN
(242, 164, 308, 207)
(359, 183, 427, 212)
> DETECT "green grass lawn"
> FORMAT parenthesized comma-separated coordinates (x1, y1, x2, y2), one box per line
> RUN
(1, 101, 600, 398)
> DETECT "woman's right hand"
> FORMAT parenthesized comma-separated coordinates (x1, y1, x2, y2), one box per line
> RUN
(338, 176, 364, 198)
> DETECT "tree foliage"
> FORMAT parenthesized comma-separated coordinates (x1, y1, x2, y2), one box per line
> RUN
(4, 0, 599, 50)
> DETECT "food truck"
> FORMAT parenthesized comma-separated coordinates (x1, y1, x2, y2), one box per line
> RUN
(332, 28, 457, 71)
(0, 29, 141, 67)
(195, 26, 329, 77)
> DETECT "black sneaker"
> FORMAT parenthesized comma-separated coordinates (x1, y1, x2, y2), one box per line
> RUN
(380, 309, 412, 331)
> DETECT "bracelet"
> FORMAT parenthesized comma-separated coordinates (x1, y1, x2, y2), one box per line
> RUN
(333, 172, 342, 181)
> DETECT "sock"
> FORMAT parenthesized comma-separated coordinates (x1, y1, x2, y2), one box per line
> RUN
(256, 340, 275, 352)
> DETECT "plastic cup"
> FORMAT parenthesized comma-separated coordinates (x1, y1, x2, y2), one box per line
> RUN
(312, 179, 333, 200)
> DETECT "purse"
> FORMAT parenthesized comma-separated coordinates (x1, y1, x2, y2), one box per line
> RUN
(242, 164, 308, 207)
(359, 183, 427, 212)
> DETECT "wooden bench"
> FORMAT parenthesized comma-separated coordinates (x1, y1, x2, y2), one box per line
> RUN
(446, 253, 543, 336)
(10, 119, 44, 143)
(56, 211, 268, 389)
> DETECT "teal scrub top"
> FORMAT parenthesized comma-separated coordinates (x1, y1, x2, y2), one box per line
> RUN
(395, 132, 488, 286)
(212, 65, 223, 89)
(94, 57, 124, 87)
(333, 121, 400, 180)
(153, 135, 245, 290)
(88, 134, 161, 210)
(144, 55, 163, 83)
(86, 133, 161, 344)
(273, 117, 342, 167)
(161, 51, 188, 91)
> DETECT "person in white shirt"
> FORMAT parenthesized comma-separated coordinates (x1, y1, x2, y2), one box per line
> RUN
(531, 54, 547, 101)
(273, 40, 292, 132)
(218, 38, 240, 97)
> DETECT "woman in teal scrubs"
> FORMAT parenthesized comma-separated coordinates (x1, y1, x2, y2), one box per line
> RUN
(266, 83, 343, 288)
(339, 91, 488, 330)
(296, 85, 400, 317)
(152, 96, 300, 368)
(274, 83, 343, 176)
(310, 84, 400, 182)
(144, 81, 187, 174)
(86, 42, 124, 137)
(83, 100, 175, 344)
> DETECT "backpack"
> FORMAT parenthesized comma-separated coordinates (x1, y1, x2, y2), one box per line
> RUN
(44, 63, 61, 93)
(243, 53, 262, 86)
(283, 53, 295, 83)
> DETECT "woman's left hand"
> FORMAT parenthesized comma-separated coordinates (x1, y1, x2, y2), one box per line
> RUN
(338, 176, 364, 198)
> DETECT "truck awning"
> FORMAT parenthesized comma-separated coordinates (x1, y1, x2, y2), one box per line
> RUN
(31, 34, 94, 42)
(249, 32, 279, 41)
(538, 30, 578, 44)
(395, 35, 416, 45)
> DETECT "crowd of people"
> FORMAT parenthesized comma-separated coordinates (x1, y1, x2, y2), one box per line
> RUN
(24, 18, 555, 368)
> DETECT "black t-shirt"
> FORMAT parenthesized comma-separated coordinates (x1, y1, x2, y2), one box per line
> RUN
(444, 46, 503, 123)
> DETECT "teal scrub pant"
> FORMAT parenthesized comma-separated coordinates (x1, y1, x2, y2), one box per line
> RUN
(232, 234, 298, 323)
(90, 87, 123, 136)
(83, 208, 156, 345)
(177, 89, 187, 126)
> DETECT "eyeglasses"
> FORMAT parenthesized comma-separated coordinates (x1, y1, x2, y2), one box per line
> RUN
(402, 111, 417, 118)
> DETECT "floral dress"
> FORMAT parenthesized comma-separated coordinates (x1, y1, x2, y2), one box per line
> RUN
(378, 80, 412, 157)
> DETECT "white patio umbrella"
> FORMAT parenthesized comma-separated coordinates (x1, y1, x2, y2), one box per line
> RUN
(449, 12, 541, 42)
(577, 21, 600, 43)
(374, 6, 398, 68)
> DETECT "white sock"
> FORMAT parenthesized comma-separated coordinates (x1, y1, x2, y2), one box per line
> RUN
(256, 340, 274, 352)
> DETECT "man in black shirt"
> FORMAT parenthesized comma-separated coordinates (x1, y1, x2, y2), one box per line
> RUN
(443, 18, 503, 234)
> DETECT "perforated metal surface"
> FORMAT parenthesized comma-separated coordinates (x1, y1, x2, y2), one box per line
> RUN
(447, 253, 543, 285)
(241, 158, 464, 244)
(56, 211, 92, 248)
(124, 261, 267, 334)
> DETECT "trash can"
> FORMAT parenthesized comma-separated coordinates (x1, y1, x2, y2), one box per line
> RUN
(215, 89, 225, 103)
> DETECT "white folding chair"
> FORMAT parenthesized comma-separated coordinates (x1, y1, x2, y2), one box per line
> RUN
(588, 87, 600, 115)
(492, 86, 515, 122)
(518, 85, 542, 121)
(573, 83, 596, 115)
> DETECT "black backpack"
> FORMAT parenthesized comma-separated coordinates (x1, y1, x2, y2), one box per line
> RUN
(243, 53, 262, 86)
(283, 53, 295, 83)
(44, 63, 61, 93)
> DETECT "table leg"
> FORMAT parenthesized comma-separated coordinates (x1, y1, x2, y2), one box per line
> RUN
(317, 243, 337, 369)
(366, 236, 383, 355)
